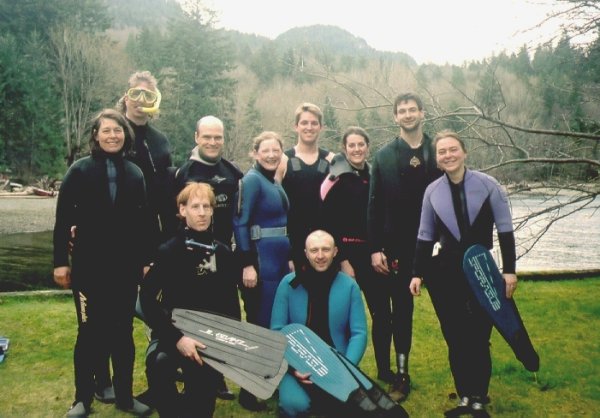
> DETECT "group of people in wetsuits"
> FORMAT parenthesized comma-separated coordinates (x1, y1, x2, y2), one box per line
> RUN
(53, 71, 521, 418)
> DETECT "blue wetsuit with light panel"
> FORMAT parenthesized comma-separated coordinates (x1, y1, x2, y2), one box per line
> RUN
(234, 164, 291, 328)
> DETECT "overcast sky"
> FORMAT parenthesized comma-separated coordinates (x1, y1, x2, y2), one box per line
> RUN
(201, 0, 567, 65)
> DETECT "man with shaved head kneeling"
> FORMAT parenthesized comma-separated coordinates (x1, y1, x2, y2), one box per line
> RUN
(270, 230, 368, 417)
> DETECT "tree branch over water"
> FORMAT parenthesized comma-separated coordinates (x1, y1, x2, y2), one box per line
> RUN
(440, 107, 600, 142)
(483, 157, 600, 171)
(510, 189, 599, 259)
(294, 53, 599, 261)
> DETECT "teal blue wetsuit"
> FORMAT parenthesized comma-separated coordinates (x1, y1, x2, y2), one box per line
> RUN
(271, 270, 367, 416)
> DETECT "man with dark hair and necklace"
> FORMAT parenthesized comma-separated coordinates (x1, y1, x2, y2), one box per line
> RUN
(367, 92, 442, 401)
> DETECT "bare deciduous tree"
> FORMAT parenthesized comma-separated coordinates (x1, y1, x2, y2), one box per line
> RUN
(283, 59, 599, 264)
(530, 0, 600, 46)
(50, 26, 112, 166)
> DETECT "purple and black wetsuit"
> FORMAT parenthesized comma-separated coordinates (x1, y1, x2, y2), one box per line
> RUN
(413, 169, 516, 402)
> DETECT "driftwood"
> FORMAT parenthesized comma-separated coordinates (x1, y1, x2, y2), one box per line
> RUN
(0, 186, 56, 198)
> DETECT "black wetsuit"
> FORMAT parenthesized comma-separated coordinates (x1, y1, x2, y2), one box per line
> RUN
(127, 119, 173, 242)
(320, 154, 383, 370)
(321, 154, 370, 263)
(367, 135, 442, 374)
(53, 150, 156, 409)
(282, 147, 331, 268)
(172, 154, 243, 247)
(140, 228, 241, 417)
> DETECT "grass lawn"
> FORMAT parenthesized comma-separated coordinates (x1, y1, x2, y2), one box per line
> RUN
(0, 278, 599, 417)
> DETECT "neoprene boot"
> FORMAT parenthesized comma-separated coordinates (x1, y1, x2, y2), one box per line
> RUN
(389, 353, 410, 402)
(397, 353, 409, 376)
(216, 375, 235, 400)
(365, 384, 409, 418)
(444, 396, 471, 417)
(347, 387, 379, 415)
(470, 396, 490, 418)
(239, 388, 266, 412)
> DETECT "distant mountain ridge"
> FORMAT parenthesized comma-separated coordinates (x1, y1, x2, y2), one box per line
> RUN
(105, 0, 183, 29)
(103, 0, 416, 66)
(226, 24, 416, 66)
(275, 25, 373, 54)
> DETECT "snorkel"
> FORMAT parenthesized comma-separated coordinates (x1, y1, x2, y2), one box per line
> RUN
(140, 87, 162, 116)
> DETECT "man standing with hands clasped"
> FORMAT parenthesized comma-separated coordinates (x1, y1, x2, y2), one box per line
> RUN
(367, 92, 442, 401)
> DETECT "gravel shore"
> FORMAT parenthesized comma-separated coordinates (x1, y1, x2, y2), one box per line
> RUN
(0, 197, 57, 234)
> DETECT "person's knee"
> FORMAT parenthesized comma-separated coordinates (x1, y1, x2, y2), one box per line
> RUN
(152, 350, 172, 368)
(278, 406, 309, 418)
(279, 390, 310, 417)
(145, 339, 161, 366)
(146, 348, 177, 383)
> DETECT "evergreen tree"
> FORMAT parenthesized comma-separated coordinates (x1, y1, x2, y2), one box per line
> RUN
(514, 45, 533, 79)
(0, 0, 111, 177)
(532, 35, 585, 125)
(0, 0, 110, 40)
(281, 48, 297, 78)
(249, 44, 280, 85)
(450, 66, 466, 89)
(0, 32, 64, 179)
(474, 64, 503, 116)
(583, 36, 600, 83)
(323, 96, 339, 131)
(127, 11, 237, 163)
(242, 95, 263, 140)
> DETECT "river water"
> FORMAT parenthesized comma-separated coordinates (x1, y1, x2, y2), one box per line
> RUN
(0, 193, 598, 283)
(508, 192, 600, 272)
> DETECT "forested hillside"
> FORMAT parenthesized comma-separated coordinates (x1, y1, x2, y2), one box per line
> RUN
(0, 0, 598, 190)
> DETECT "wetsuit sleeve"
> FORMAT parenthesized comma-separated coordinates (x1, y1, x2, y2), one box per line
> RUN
(233, 175, 260, 267)
(139, 252, 184, 346)
(213, 246, 242, 319)
(158, 166, 179, 238)
(498, 231, 516, 274)
(416, 185, 437, 242)
(344, 280, 368, 364)
(53, 165, 79, 267)
(413, 185, 436, 277)
(320, 179, 349, 259)
(486, 176, 516, 273)
(165, 139, 173, 167)
(140, 176, 161, 266)
(412, 239, 435, 277)
(367, 156, 384, 253)
(169, 166, 187, 233)
(488, 176, 513, 234)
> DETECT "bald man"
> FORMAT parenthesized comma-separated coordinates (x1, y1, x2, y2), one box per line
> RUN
(169, 116, 243, 402)
(170, 116, 243, 247)
(271, 230, 367, 417)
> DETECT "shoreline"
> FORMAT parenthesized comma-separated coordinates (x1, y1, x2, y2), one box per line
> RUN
(1, 197, 598, 280)
(0, 196, 57, 234)
(3, 272, 600, 298)
(506, 181, 600, 196)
